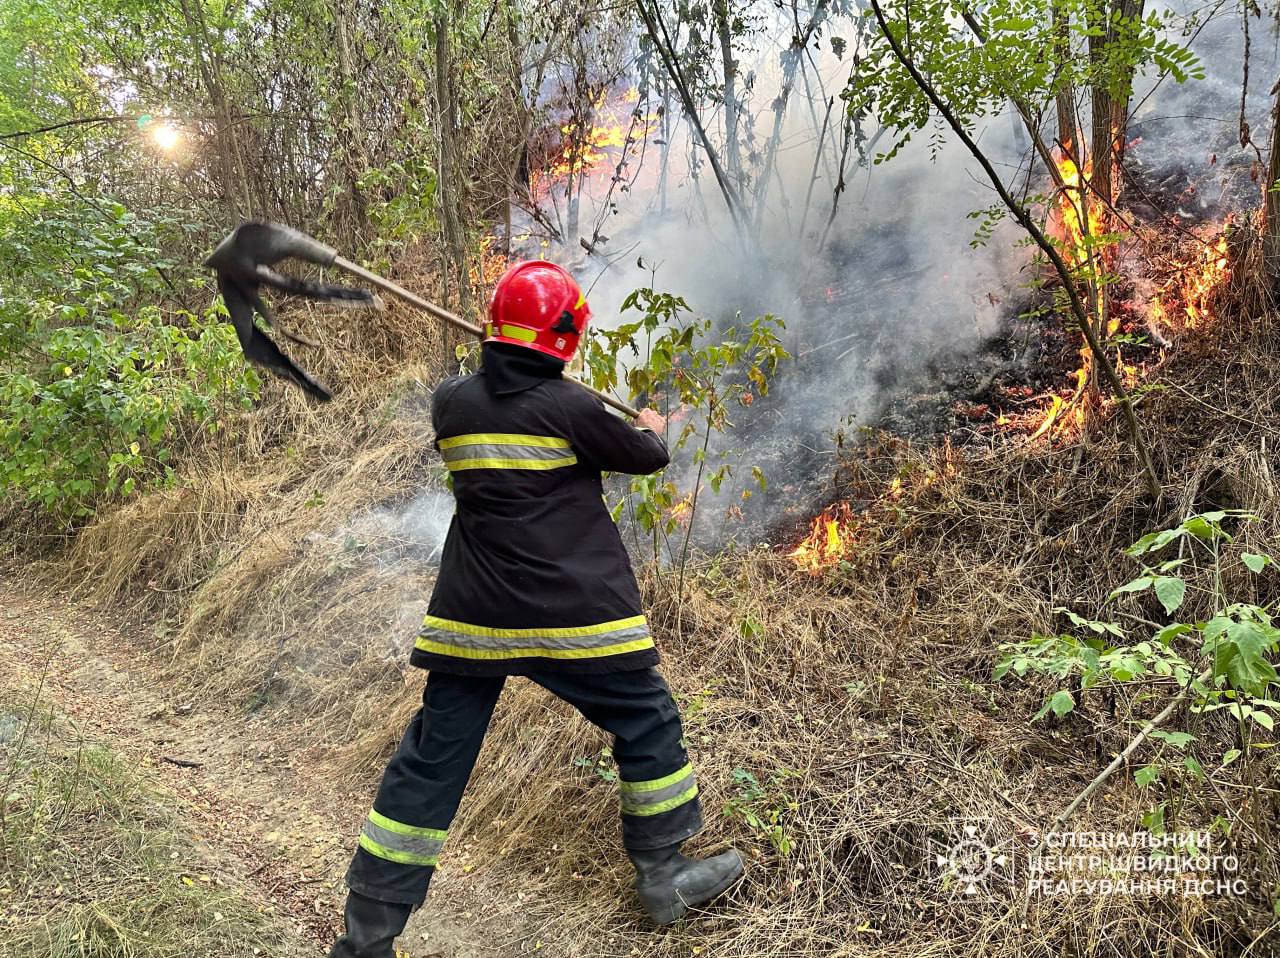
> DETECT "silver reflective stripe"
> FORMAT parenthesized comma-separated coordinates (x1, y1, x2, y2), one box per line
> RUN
(437, 433, 577, 472)
(439, 442, 574, 464)
(418, 616, 651, 654)
(620, 764, 699, 817)
(358, 812, 446, 867)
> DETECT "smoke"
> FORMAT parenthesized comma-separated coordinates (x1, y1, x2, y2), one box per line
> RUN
(310, 489, 454, 566)
(512, 2, 1274, 550)
(1129, 4, 1279, 218)
(524, 9, 1031, 545)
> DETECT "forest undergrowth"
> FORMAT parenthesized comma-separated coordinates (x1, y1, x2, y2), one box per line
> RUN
(2, 252, 1276, 956)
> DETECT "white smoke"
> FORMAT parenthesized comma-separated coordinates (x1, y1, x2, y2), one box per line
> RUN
(311, 489, 455, 565)
(511, 2, 1272, 549)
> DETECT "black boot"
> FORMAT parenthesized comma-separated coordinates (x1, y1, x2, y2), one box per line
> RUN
(627, 844, 744, 924)
(328, 891, 413, 958)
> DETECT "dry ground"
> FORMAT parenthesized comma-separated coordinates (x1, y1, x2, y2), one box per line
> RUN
(0, 579, 548, 958)
(2, 267, 1279, 957)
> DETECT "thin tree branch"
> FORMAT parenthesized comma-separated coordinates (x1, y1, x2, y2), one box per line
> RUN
(867, 0, 1160, 500)
(634, 0, 745, 233)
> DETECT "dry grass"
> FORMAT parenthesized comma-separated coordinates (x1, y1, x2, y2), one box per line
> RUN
(0, 684, 296, 957)
(4, 262, 1279, 956)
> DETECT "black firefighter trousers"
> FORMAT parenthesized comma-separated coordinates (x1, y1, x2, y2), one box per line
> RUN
(345, 668, 704, 906)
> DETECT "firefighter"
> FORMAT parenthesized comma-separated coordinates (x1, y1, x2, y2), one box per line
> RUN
(329, 261, 744, 958)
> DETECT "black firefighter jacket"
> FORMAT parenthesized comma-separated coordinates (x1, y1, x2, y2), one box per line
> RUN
(411, 369, 670, 676)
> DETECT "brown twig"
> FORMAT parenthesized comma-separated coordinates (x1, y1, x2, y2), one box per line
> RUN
(867, 0, 1161, 500)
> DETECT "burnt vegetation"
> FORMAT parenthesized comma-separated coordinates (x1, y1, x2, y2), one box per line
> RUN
(2, 0, 1279, 956)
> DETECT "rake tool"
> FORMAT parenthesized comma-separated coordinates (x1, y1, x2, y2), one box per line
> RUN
(205, 221, 639, 416)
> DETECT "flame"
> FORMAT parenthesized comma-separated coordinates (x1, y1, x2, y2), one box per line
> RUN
(1018, 147, 1125, 440)
(788, 502, 855, 574)
(1011, 213, 1232, 442)
(1051, 147, 1107, 266)
(786, 461, 956, 571)
(1148, 231, 1231, 332)
(532, 87, 659, 196)
(666, 494, 694, 527)
(469, 233, 510, 288)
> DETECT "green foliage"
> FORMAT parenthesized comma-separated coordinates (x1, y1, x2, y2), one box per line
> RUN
(572, 745, 620, 784)
(0, 199, 259, 517)
(722, 766, 800, 857)
(845, 0, 1203, 163)
(582, 284, 788, 566)
(996, 512, 1279, 810)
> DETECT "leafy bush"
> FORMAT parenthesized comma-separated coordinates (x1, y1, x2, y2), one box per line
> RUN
(997, 511, 1278, 800)
(0, 198, 259, 517)
(582, 284, 788, 570)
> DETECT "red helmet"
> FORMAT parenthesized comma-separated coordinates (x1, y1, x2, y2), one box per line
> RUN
(486, 260, 591, 362)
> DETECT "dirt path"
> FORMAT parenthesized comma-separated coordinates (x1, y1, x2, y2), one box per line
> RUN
(0, 577, 537, 958)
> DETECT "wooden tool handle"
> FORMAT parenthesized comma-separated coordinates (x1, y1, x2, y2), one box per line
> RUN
(333, 256, 640, 418)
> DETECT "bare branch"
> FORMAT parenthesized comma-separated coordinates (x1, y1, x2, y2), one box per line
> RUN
(867, 0, 1160, 500)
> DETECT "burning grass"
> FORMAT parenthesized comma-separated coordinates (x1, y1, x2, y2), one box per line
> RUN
(2, 250, 1279, 955)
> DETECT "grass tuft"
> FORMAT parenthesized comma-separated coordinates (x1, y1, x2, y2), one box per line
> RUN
(0, 688, 292, 958)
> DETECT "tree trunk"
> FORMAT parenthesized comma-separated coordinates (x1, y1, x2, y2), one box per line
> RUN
(433, 7, 470, 312)
(178, 0, 248, 219)
(333, 0, 369, 243)
(1109, 0, 1145, 171)
(1264, 79, 1280, 279)
(1052, 0, 1079, 153)
(1086, 0, 1114, 398)
(713, 0, 741, 188)
(635, 0, 743, 232)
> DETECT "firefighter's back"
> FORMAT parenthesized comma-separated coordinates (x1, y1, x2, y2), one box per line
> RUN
(414, 372, 667, 676)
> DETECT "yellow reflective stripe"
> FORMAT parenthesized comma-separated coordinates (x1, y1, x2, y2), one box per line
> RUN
(445, 455, 577, 471)
(620, 762, 695, 794)
(625, 784, 699, 816)
(574, 291, 586, 309)
(368, 809, 446, 841)
(422, 614, 646, 640)
(438, 433, 570, 450)
(358, 833, 440, 867)
(499, 323, 538, 342)
(415, 636, 655, 661)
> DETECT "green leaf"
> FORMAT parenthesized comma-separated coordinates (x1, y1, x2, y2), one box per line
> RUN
(1183, 514, 1228, 542)
(1034, 689, 1076, 720)
(1135, 765, 1159, 787)
(1153, 576, 1186, 615)
(1109, 575, 1154, 600)
(1126, 528, 1181, 556)
(1151, 730, 1195, 748)
(1154, 623, 1191, 645)
(1215, 620, 1280, 696)
(1221, 748, 1242, 767)
(1242, 553, 1272, 574)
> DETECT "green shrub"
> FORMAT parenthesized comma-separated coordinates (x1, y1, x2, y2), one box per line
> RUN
(0, 198, 259, 518)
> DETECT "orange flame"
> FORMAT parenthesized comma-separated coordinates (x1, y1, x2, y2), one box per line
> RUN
(666, 494, 694, 528)
(1019, 148, 1124, 440)
(470, 233, 511, 288)
(1052, 152, 1104, 266)
(533, 87, 659, 196)
(788, 502, 854, 574)
(1149, 231, 1231, 332)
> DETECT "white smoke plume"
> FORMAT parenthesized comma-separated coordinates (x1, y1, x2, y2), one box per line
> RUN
(513, 1, 1274, 548)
